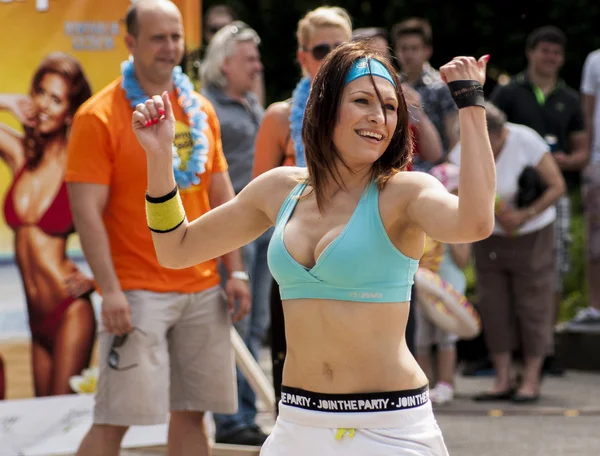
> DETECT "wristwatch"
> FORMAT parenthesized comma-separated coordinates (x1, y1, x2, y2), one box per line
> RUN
(230, 271, 250, 282)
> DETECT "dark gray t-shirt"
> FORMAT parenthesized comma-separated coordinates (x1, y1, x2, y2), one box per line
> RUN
(202, 85, 264, 193)
(412, 66, 457, 155)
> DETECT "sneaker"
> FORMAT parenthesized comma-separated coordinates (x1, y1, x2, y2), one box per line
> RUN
(430, 382, 454, 405)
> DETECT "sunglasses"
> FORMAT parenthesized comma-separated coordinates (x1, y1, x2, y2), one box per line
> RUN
(228, 24, 248, 35)
(208, 22, 248, 37)
(304, 42, 343, 61)
(107, 327, 146, 371)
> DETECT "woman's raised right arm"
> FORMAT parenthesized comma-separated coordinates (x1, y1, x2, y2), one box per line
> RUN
(154, 169, 285, 270)
(133, 92, 287, 270)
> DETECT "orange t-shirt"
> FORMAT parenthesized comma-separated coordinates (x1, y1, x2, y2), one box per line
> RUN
(66, 78, 228, 293)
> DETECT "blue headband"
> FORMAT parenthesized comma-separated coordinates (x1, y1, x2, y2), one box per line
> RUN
(344, 58, 396, 87)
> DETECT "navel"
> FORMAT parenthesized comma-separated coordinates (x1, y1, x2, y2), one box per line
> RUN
(322, 362, 334, 380)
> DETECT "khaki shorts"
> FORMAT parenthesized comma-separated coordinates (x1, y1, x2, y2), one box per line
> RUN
(94, 286, 237, 426)
(583, 163, 600, 261)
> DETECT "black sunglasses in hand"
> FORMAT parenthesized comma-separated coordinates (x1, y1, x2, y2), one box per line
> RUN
(107, 327, 147, 371)
(304, 42, 343, 61)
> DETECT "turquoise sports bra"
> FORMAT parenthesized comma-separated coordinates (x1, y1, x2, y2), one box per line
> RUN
(267, 180, 419, 303)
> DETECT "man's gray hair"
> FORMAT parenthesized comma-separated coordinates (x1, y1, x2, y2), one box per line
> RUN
(200, 21, 260, 88)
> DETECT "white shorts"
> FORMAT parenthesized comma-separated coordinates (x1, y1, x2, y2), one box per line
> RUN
(260, 386, 449, 456)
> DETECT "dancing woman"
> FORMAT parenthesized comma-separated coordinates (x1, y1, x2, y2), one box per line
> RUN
(135, 42, 494, 455)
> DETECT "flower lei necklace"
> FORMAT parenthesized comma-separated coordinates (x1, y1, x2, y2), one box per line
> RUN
(121, 58, 208, 188)
(289, 77, 311, 167)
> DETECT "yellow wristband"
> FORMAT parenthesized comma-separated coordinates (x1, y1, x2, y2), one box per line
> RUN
(145, 187, 186, 233)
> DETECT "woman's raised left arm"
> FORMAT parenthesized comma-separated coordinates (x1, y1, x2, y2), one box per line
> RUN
(406, 56, 496, 244)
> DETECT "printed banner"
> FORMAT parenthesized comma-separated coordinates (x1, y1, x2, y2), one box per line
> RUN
(0, 394, 169, 455)
(0, 0, 202, 418)
(0, 0, 201, 259)
(0, 0, 133, 407)
(0, 0, 131, 260)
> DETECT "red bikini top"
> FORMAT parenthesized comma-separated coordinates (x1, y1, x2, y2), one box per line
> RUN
(3, 164, 74, 237)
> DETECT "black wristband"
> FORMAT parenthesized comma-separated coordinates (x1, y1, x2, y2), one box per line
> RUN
(145, 186, 178, 203)
(447, 80, 485, 109)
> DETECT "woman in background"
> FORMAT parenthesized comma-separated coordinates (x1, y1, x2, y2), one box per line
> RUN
(0, 52, 95, 397)
(449, 102, 566, 402)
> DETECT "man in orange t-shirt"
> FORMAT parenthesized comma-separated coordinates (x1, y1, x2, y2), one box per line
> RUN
(65, 1, 250, 455)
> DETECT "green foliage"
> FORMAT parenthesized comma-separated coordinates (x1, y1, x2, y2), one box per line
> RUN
(464, 260, 477, 305)
(561, 191, 588, 321)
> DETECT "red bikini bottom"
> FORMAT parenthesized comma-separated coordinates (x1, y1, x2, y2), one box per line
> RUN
(29, 297, 76, 352)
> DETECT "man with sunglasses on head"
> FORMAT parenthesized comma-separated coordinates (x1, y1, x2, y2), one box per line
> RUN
(200, 21, 268, 446)
(65, 1, 250, 455)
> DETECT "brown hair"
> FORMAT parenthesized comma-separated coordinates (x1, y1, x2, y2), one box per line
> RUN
(526, 25, 566, 51)
(391, 18, 433, 47)
(25, 52, 92, 169)
(302, 40, 413, 212)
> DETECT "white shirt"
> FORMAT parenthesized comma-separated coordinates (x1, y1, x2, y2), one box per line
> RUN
(449, 122, 556, 236)
(581, 50, 600, 163)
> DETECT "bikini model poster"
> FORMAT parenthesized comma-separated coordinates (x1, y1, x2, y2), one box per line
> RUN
(0, 0, 130, 401)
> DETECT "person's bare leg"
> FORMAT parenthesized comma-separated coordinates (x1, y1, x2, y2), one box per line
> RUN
(31, 341, 52, 397)
(489, 352, 512, 393)
(51, 298, 96, 395)
(168, 411, 210, 456)
(518, 356, 543, 397)
(76, 424, 128, 456)
(437, 347, 457, 386)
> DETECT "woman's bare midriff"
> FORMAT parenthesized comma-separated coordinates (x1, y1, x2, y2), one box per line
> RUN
(14, 226, 78, 320)
(282, 298, 428, 393)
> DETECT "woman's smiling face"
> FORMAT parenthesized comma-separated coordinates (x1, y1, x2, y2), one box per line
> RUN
(332, 75, 398, 168)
